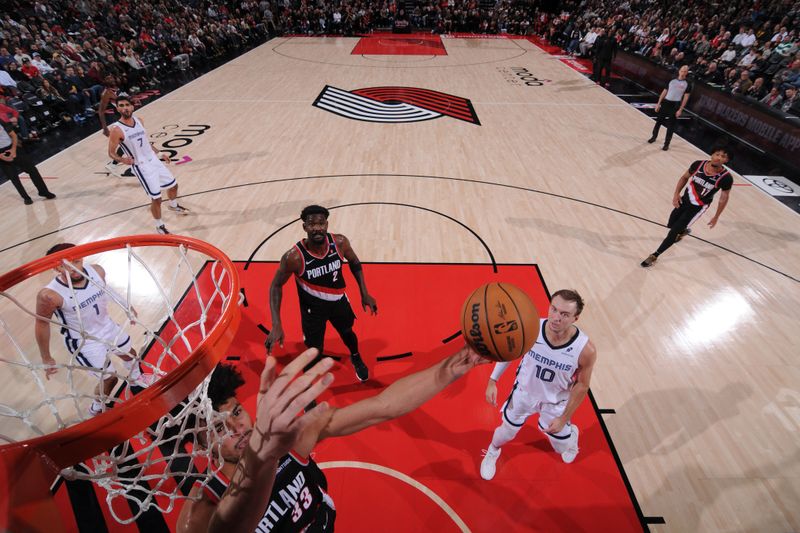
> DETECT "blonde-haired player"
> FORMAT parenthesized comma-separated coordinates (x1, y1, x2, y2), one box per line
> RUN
(480, 289, 597, 479)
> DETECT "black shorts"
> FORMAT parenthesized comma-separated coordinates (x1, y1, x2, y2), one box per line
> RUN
(300, 295, 356, 350)
(667, 201, 707, 231)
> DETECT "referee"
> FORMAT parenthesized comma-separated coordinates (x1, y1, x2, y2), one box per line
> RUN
(648, 65, 692, 151)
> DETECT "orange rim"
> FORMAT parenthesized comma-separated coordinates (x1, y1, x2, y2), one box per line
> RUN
(0, 234, 241, 469)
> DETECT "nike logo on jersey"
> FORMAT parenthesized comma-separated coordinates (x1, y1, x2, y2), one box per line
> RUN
(305, 260, 314, 265)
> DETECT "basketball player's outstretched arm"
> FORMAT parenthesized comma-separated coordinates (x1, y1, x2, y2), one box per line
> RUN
(335, 234, 377, 314)
(265, 249, 302, 353)
(293, 346, 486, 455)
(543, 341, 597, 434)
(34, 289, 63, 380)
(177, 350, 334, 533)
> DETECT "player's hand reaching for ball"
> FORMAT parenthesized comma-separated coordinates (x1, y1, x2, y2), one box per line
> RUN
(485, 379, 498, 406)
(447, 344, 489, 379)
(265, 324, 284, 354)
(250, 348, 334, 461)
(361, 293, 378, 315)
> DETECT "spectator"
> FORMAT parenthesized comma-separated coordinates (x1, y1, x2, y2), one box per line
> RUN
(731, 70, 753, 94)
(775, 60, 800, 89)
(13, 47, 31, 65)
(760, 87, 783, 107)
(579, 26, 598, 57)
(780, 87, 798, 113)
(718, 44, 737, 64)
(740, 29, 757, 49)
(64, 65, 96, 112)
(701, 62, 725, 85)
(36, 78, 70, 121)
(0, 47, 15, 67)
(771, 26, 789, 43)
(20, 58, 42, 82)
(746, 77, 767, 100)
(30, 52, 54, 75)
(0, 67, 19, 94)
(4, 62, 34, 92)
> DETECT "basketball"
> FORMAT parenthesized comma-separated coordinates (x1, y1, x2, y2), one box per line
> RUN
(460, 282, 540, 362)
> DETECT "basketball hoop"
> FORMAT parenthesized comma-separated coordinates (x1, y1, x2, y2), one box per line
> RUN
(0, 235, 241, 531)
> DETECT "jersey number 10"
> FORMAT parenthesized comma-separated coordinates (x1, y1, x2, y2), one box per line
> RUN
(534, 364, 555, 383)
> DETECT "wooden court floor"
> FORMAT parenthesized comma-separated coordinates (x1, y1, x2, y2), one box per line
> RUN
(1, 36, 798, 532)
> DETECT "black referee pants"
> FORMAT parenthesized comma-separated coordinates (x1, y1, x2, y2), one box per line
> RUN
(0, 145, 52, 201)
(651, 100, 680, 146)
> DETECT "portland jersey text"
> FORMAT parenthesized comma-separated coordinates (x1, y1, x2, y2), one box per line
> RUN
(683, 160, 733, 206)
(294, 233, 346, 302)
(200, 452, 335, 532)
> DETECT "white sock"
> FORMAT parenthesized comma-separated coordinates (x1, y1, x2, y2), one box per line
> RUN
(90, 399, 103, 413)
(168, 199, 178, 208)
(155, 219, 163, 228)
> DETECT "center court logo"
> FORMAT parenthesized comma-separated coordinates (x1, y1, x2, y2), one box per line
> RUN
(313, 86, 480, 125)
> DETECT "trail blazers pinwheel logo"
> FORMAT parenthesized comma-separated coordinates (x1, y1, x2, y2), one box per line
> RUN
(313, 85, 481, 125)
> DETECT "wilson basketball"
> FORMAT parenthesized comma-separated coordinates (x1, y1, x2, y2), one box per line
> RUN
(460, 282, 540, 361)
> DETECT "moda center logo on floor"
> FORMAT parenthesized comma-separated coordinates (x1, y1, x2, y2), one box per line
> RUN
(313, 86, 480, 125)
(496, 67, 551, 86)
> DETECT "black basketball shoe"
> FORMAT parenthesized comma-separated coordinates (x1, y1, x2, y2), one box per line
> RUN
(351, 353, 369, 382)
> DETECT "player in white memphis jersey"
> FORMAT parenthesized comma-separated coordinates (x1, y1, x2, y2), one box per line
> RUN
(35, 243, 156, 416)
(106, 93, 190, 234)
(479, 289, 597, 480)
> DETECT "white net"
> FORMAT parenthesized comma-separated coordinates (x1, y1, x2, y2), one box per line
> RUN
(0, 238, 240, 524)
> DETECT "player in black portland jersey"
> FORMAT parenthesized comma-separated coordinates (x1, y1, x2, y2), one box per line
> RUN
(177, 346, 486, 532)
(641, 145, 733, 268)
(266, 205, 377, 382)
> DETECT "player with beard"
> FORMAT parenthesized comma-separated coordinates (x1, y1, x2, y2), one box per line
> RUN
(106, 93, 190, 234)
(266, 205, 377, 382)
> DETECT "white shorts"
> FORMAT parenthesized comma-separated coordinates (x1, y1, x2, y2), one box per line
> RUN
(501, 382, 571, 437)
(68, 327, 132, 380)
(132, 158, 176, 200)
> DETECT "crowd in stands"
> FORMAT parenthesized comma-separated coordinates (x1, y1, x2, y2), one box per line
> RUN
(1, 0, 798, 144)
(545, 0, 800, 116)
(0, 0, 272, 141)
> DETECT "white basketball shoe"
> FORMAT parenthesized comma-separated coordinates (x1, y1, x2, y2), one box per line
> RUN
(561, 425, 580, 464)
(480, 447, 501, 480)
